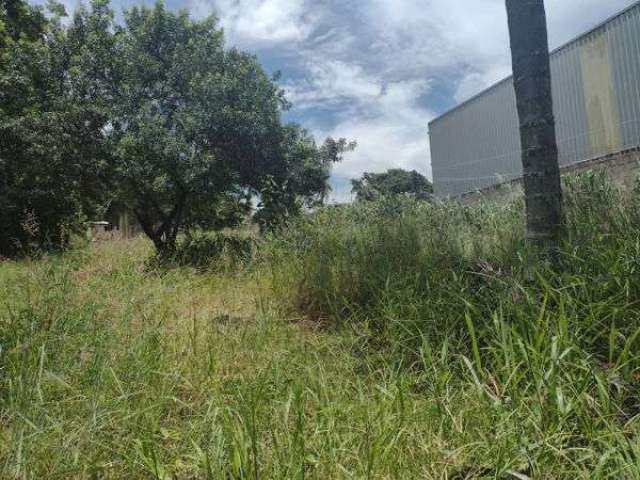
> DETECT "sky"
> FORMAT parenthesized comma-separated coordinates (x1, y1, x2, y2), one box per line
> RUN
(34, 0, 639, 202)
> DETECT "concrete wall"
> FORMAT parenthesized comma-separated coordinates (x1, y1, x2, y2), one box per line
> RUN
(458, 147, 640, 204)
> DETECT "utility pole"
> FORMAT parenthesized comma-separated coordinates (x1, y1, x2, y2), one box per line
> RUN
(505, 0, 564, 258)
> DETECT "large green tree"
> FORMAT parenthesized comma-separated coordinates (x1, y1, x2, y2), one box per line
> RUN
(95, 3, 349, 253)
(351, 169, 433, 202)
(1, 0, 349, 256)
(108, 4, 279, 253)
(0, 0, 111, 255)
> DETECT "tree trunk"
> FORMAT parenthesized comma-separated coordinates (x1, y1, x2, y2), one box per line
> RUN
(134, 208, 176, 257)
(505, 0, 564, 258)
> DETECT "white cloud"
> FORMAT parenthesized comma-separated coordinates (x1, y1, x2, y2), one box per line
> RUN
(284, 60, 382, 109)
(453, 65, 512, 103)
(190, 0, 317, 45)
(321, 79, 434, 189)
(362, 0, 510, 84)
(329, 115, 432, 179)
(366, 0, 637, 103)
(283, 58, 433, 194)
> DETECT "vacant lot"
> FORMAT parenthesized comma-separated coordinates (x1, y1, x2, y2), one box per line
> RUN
(0, 240, 450, 479)
(2, 173, 640, 479)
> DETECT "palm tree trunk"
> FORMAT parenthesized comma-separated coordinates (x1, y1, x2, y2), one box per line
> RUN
(505, 0, 564, 258)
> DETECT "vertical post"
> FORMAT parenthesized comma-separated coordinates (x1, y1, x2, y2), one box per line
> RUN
(119, 211, 129, 239)
(505, 0, 564, 257)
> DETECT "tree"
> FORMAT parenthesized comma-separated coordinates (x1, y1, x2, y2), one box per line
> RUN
(351, 169, 433, 202)
(505, 0, 563, 256)
(0, 0, 111, 255)
(94, 3, 350, 253)
(0, 0, 350, 256)
(82, 3, 282, 254)
(255, 125, 356, 230)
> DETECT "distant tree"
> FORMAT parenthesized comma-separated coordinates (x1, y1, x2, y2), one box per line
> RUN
(0, 0, 112, 255)
(351, 169, 433, 202)
(505, 0, 563, 257)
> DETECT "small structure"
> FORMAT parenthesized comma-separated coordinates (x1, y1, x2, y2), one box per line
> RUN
(87, 212, 142, 242)
(88, 221, 112, 242)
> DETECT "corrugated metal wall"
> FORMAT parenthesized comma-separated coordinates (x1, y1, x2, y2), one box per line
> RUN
(429, 2, 640, 197)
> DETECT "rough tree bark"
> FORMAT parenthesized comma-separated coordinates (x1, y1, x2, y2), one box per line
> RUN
(505, 0, 564, 258)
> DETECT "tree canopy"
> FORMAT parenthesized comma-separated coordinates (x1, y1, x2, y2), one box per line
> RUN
(256, 125, 356, 230)
(0, 0, 112, 255)
(104, 3, 291, 253)
(351, 169, 432, 202)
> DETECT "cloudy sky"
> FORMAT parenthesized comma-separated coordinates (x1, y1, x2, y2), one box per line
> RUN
(35, 0, 639, 201)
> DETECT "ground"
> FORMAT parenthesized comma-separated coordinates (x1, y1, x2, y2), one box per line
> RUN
(0, 239, 451, 479)
(1, 230, 638, 479)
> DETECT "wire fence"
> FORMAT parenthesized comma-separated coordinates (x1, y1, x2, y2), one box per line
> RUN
(435, 118, 640, 200)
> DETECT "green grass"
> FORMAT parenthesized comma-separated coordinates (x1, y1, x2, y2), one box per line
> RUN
(2, 172, 640, 478)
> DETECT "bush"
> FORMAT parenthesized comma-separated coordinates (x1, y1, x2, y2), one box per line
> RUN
(171, 231, 255, 271)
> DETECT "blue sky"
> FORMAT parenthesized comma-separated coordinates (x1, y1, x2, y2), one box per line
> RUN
(34, 0, 639, 201)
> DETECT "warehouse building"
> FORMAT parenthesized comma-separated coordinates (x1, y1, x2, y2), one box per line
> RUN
(429, 2, 640, 198)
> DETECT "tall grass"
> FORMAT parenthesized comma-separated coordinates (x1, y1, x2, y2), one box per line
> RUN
(2, 171, 640, 478)
(258, 171, 640, 476)
(266, 172, 640, 351)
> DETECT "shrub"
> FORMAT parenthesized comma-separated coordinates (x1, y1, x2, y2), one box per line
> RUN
(171, 231, 255, 271)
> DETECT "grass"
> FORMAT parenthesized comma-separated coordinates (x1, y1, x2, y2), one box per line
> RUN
(2, 171, 640, 478)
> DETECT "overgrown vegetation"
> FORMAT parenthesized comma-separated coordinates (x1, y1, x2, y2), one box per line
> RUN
(170, 231, 255, 271)
(3, 0, 635, 476)
(2, 172, 640, 478)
